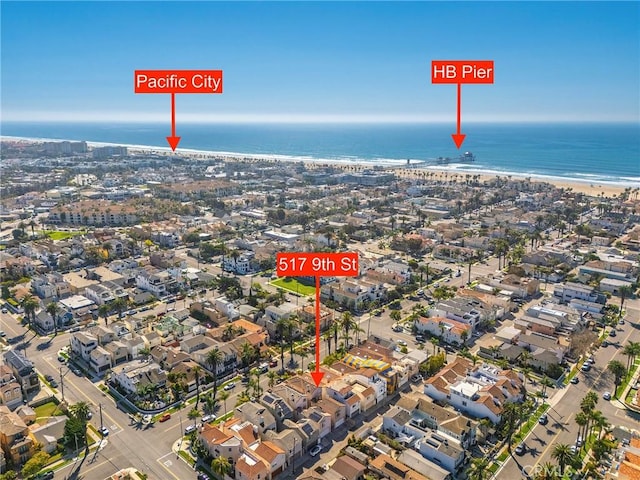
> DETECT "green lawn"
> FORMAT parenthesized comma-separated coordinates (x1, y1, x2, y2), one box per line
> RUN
(270, 277, 316, 296)
(44, 230, 86, 240)
(35, 401, 64, 418)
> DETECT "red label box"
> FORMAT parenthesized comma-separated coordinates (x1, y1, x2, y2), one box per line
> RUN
(431, 60, 494, 84)
(134, 70, 223, 94)
(276, 252, 359, 277)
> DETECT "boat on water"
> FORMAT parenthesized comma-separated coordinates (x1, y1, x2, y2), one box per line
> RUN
(435, 151, 476, 165)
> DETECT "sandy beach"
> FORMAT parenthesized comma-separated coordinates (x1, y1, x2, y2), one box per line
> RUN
(3, 136, 632, 198)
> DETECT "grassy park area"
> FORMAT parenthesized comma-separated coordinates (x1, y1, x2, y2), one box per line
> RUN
(270, 277, 316, 296)
(44, 230, 87, 240)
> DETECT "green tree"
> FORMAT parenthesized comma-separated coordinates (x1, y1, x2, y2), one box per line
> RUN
(188, 407, 200, 427)
(46, 301, 61, 336)
(21, 451, 50, 478)
(240, 342, 256, 370)
(551, 443, 573, 476)
(465, 457, 490, 480)
(220, 390, 230, 415)
(98, 304, 110, 326)
(206, 348, 223, 400)
(63, 416, 87, 450)
(211, 455, 232, 479)
(607, 360, 627, 396)
(618, 285, 633, 319)
(20, 294, 39, 330)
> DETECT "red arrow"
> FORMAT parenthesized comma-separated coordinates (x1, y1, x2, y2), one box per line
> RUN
(310, 275, 324, 386)
(451, 82, 466, 149)
(166, 93, 181, 151)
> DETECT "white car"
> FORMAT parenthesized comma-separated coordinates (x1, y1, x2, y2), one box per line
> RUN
(309, 445, 322, 457)
(603, 392, 611, 400)
(397, 340, 407, 347)
(99, 426, 109, 436)
(223, 382, 236, 391)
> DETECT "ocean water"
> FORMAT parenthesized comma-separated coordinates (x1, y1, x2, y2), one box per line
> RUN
(1, 122, 639, 185)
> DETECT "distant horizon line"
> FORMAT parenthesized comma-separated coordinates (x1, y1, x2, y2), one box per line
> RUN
(1, 111, 638, 124)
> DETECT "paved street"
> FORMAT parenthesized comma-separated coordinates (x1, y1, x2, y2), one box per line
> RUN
(497, 299, 640, 479)
(1, 312, 198, 480)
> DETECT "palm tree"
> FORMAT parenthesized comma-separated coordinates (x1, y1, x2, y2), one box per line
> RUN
(590, 410, 610, 439)
(188, 407, 200, 427)
(267, 370, 278, 388)
(110, 297, 128, 320)
(322, 329, 333, 356)
(202, 392, 217, 415)
(540, 376, 553, 399)
(98, 304, 110, 326)
(622, 342, 637, 373)
(240, 342, 256, 371)
(211, 455, 232, 480)
(219, 391, 230, 415)
(193, 365, 202, 407)
(69, 401, 91, 423)
(46, 301, 61, 336)
(574, 411, 588, 443)
(297, 349, 309, 371)
(607, 360, 627, 396)
(618, 285, 633, 319)
(340, 312, 355, 348)
(551, 443, 573, 476)
(20, 294, 39, 331)
(430, 337, 439, 355)
(206, 348, 223, 399)
(276, 317, 292, 370)
(465, 457, 490, 480)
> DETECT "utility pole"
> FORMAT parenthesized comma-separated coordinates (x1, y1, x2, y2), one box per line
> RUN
(177, 413, 184, 458)
(59, 366, 65, 403)
(99, 403, 103, 429)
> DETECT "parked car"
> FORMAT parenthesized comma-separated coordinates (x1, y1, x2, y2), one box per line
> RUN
(223, 382, 236, 391)
(309, 445, 322, 456)
(515, 444, 526, 455)
(609, 329, 616, 337)
(45, 374, 55, 382)
(603, 391, 611, 400)
(538, 414, 548, 425)
(99, 426, 109, 436)
(0, 331, 6, 337)
(269, 359, 278, 367)
(201, 414, 215, 424)
(71, 367, 82, 376)
(185, 424, 197, 435)
(34, 472, 54, 480)
(397, 340, 407, 347)
(570, 445, 578, 454)
(581, 364, 591, 372)
(57, 355, 66, 363)
(49, 380, 58, 388)
(392, 325, 403, 333)
(415, 335, 425, 343)
(197, 473, 210, 480)
(570, 376, 579, 384)
(159, 413, 171, 422)
(410, 374, 422, 383)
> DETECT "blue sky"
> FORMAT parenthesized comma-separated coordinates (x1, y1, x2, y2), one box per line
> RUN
(1, 1, 638, 123)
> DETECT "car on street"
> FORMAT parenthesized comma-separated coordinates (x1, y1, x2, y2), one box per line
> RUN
(269, 359, 278, 367)
(57, 355, 66, 363)
(310, 445, 323, 456)
(581, 364, 591, 372)
(538, 414, 548, 425)
(397, 340, 407, 347)
(392, 326, 403, 333)
(71, 367, 82, 376)
(603, 391, 611, 400)
(515, 444, 526, 455)
(87, 411, 92, 419)
(185, 424, 197, 435)
(224, 382, 236, 391)
(49, 380, 58, 388)
(34, 472, 54, 480)
(197, 473, 210, 480)
(620, 319, 625, 325)
(99, 426, 109, 436)
(0, 331, 6, 337)
(570, 445, 578, 454)
(410, 374, 422, 383)
(201, 414, 215, 424)
(609, 329, 617, 337)
(45, 374, 55, 382)
(602, 340, 609, 347)
(415, 335, 425, 343)
(159, 413, 171, 422)
(570, 376, 579, 384)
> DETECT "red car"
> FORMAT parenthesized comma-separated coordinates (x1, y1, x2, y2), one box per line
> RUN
(159, 413, 171, 422)
(269, 359, 278, 368)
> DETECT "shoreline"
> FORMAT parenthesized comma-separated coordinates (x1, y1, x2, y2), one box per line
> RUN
(1, 135, 634, 197)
